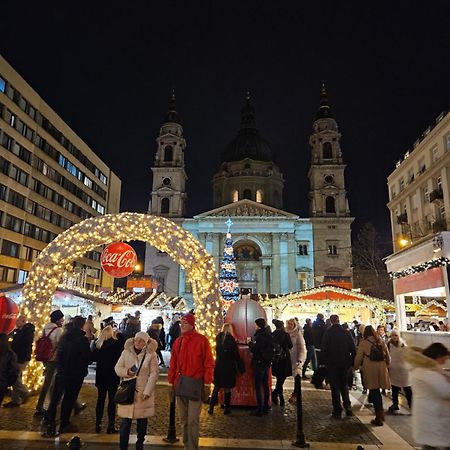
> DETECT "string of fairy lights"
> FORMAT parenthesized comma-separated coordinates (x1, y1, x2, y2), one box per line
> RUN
(21, 212, 222, 389)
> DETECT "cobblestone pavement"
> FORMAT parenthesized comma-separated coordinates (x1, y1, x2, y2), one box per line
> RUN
(0, 376, 380, 445)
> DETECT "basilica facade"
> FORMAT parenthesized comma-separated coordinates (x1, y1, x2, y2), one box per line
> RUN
(144, 86, 353, 304)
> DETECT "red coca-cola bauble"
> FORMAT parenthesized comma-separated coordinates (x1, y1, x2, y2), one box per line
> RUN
(0, 294, 19, 335)
(101, 242, 137, 278)
(225, 296, 267, 343)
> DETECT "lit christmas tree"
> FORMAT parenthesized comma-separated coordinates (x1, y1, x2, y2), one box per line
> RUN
(219, 218, 240, 307)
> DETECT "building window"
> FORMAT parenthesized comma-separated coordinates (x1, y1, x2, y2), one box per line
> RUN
(446, 135, 450, 151)
(322, 142, 332, 159)
(0, 266, 17, 283)
(164, 145, 173, 162)
(1, 240, 20, 258)
(17, 270, 28, 284)
(325, 196, 335, 213)
(231, 190, 239, 203)
(298, 244, 308, 255)
(243, 189, 252, 200)
(256, 189, 263, 203)
(431, 146, 439, 163)
(0, 76, 5, 93)
(399, 177, 405, 191)
(327, 243, 338, 255)
(161, 197, 170, 214)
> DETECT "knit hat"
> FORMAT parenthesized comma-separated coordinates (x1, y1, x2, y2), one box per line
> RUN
(50, 310, 64, 323)
(272, 319, 283, 329)
(255, 318, 266, 329)
(134, 331, 150, 343)
(182, 313, 195, 327)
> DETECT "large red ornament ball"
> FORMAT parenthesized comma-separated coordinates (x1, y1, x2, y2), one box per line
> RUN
(225, 296, 267, 343)
(101, 242, 137, 278)
(0, 294, 19, 335)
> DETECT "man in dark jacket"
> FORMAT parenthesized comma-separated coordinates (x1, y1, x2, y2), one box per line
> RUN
(4, 316, 35, 407)
(302, 318, 316, 379)
(321, 314, 356, 418)
(43, 316, 91, 436)
(248, 318, 273, 415)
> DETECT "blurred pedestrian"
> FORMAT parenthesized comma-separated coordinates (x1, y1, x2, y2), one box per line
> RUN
(354, 325, 390, 426)
(248, 318, 273, 416)
(124, 311, 141, 339)
(92, 325, 124, 433)
(147, 320, 165, 367)
(386, 330, 412, 413)
(168, 316, 181, 351)
(209, 323, 243, 415)
(115, 331, 159, 450)
(34, 309, 65, 416)
(302, 318, 316, 379)
(405, 343, 450, 450)
(0, 333, 19, 406)
(311, 313, 327, 389)
(168, 313, 214, 450)
(321, 314, 356, 419)
(287, 318, 306, 403)
(43, 316, 92, 436)
(83, 315, 97, 342)
(4, 315, 35, 408)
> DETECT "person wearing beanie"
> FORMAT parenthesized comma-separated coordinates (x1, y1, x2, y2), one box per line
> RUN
(34, 310, 65, 416)
(168, 312, 215, 450)
(115, 331, 159, 450)
(248, 317, 274, 415)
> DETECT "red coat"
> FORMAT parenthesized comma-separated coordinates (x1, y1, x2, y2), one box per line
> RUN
(168, 330, 214, 387)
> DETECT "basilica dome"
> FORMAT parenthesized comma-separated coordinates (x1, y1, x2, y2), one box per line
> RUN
(221, 95, 275, 163)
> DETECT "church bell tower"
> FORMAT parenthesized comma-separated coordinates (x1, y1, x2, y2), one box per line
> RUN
(308, 82, 353, 286)
(149, 92, 187, 217)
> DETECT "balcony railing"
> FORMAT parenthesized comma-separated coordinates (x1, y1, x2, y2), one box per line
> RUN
(429, 188, 444, 203)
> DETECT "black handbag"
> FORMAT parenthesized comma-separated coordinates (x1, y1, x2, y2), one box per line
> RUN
(174, 338, 203, 401)
(114, 351, 146, 405)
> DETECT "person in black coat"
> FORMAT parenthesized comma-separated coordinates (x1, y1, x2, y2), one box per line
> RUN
(4, 316, 35, 407)
(311, 313, 328, 388)
(302, 318, 317, 378)
(320, 314, 356, 418)
(208, 323, 242, 415)
(248, 318, 273, 416)
(168, 318, 181, 351)
(43, 316, 92, 437)
(0, 333, 19, 406)
(271, 320, 293, 406)
(92, 326, 124, 433)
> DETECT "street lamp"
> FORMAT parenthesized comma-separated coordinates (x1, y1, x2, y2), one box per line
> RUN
(398, 237, 410, 248)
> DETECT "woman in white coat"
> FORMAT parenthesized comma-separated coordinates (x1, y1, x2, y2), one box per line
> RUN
(405, 343, 450, 450)
(386, 330, 412, 413)
(286, 318, 306, 403)
(115, 332, 159, 450)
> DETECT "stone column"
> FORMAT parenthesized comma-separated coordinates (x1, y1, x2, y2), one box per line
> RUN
(272, 235, 281, 293)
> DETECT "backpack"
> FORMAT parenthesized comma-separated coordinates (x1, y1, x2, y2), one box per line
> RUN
(35, 326, 58, 362)
(369, 342, 385, 362)
(272, 341, 286, 363)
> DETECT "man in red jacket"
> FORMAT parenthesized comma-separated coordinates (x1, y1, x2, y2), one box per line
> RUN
(168, 313, 214, 450)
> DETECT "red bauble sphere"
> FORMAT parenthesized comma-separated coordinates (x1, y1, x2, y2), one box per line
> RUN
(225, 297, 267, 343)
(0, 294, 19, 335)
(101, 242, 137, 278)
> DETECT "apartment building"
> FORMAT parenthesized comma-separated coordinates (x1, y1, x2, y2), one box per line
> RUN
(385, 110, 450, 330)
(0, 55, 121, 289)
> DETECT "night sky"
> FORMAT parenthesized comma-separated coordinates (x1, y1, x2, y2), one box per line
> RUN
(1, 1, 450, 249)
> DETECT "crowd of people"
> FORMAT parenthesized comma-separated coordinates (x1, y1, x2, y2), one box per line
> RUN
(0, 308, 449, 450)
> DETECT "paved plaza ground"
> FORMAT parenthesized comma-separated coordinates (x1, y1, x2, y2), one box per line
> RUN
(0, 366, 418, 450)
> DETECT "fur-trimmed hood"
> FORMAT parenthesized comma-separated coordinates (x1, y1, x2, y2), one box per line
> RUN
(404, 346, 441, 369)
(123, 336, 158, 354)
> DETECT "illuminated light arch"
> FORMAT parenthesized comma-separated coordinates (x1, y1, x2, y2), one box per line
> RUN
(21, 212, 222, 388)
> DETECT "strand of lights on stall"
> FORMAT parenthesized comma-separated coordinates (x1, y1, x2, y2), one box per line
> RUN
(21, 212, 222, 389)
(389, 256, 450, 280)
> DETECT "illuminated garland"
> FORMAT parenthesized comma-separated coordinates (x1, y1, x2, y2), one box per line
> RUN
(389, 257, 450, 280)
(21, 212, 222, 389)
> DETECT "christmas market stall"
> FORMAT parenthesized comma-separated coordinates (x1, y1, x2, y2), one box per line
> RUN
(258, 285, 392, 326)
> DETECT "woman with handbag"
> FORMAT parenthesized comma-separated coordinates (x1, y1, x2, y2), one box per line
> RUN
(91, 325, 124, 433)
(354, 325, 391, 426)
(114, 331, 158, 450)
(208, 323, 243, 415)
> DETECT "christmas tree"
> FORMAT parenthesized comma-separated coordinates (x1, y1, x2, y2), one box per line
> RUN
(219, 218, 240, 306)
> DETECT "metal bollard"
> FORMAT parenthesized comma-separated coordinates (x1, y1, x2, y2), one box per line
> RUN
(163, 393, 180, 443)
(292, 373, 309, 448)
(67, 436, 83, 449)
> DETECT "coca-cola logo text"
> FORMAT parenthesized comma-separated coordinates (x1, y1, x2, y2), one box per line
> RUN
(101, 242, 137, 278)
